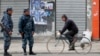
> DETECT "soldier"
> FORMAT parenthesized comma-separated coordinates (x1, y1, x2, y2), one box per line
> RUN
(18, 9, 36, 55)
(1, 8, 13, 56)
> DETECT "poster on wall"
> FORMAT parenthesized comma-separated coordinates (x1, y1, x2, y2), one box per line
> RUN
(30, 0, 54, 25)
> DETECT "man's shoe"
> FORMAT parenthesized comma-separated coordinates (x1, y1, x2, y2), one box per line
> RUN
(69, 44, 75, 51)
(69, 48, 75, 51)
(29, 52, 36, 55)
(24, 52, 27, 55)
(4, 52, 12, 56)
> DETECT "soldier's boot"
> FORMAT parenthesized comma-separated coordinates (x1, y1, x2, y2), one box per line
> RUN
(29, 47, 36, 55)
(4, 49, 12, 56)
(23, 48, 27, 55)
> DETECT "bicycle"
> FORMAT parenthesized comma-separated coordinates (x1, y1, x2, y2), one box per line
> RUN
(46, 32, 92, 54)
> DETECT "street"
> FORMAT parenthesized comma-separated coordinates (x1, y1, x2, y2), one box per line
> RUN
(0, 53, 100, 56)
(0, 39, 100, 56)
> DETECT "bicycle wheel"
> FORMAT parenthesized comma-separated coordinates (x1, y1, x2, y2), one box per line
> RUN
(75, 37, 92, 54)
(47, 37, 65, 54)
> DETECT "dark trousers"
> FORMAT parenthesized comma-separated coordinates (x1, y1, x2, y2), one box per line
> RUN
(64, 31, 77, 49)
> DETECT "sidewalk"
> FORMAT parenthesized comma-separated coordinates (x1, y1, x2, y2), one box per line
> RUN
(0, 39, 100, 54)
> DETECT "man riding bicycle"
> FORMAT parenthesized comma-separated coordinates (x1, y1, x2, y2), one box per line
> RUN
(59, 14, 78, 50)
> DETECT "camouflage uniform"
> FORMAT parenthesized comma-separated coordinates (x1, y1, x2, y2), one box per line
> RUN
(1, 12, 13, 50)
(18, 15, 35, 49)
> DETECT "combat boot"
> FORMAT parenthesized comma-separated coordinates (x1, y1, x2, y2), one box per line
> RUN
(4, 49, 12, 56)
(29, 47, 36, 55)
(23, 48, 27, 55)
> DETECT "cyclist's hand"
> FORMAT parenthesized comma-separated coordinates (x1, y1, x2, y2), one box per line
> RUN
(56, 31, 61, 36)
(59, 30, 61, 33)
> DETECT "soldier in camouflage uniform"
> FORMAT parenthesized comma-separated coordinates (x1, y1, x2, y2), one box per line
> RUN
(18, 9, 36, 55)
(1, 8, 13, 56)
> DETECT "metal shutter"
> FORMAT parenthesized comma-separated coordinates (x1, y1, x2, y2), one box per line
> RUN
(56, 0, 86, 35)
(0, 0, 55, 37)
(0, 0, 28, 37)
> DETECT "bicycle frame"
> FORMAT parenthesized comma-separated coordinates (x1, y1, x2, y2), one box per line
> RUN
(55, 35, 70, 47)
(47, 34, 92, 54)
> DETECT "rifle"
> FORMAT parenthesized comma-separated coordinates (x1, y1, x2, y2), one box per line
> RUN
(0, 23, 6, 32)
(0, 23, 4, 32)
(0, 23, 12, 39)
(0, 23, 12, 37)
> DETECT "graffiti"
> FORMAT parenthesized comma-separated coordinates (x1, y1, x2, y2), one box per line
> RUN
(93, 2, 99, 16)
(30, 0, 54, 25)
(87, 4, 91, 19)
(30, 0, 55, 33)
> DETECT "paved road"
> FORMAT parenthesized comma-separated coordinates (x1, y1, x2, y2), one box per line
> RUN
(0, 40, 100, 53)
(0, 40, 100, 56)
(0, 53, 100, 56)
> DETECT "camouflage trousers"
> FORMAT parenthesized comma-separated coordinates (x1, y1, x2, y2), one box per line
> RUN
(3, 31, 11, 50)
(22, 32, 34, 49)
